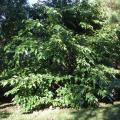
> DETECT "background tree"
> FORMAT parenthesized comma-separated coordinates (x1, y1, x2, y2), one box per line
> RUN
(0, 0, 28, 40)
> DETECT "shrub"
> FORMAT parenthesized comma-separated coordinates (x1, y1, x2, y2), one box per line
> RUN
(0, 2, 120, 112)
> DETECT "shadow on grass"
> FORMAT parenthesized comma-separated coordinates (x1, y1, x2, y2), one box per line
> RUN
(103, 104, 120, 120)
(0, 103, 13, 119)
(0, 111, 11, 119)
(71, 103, 120, 120)
(0, 103, 14, 109)
(71, 108, 99, 120)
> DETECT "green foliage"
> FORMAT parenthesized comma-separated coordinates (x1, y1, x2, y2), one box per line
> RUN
(0, 0, 28, 40)
(0, 1, 120, 112)
(61, 1, 105, 34)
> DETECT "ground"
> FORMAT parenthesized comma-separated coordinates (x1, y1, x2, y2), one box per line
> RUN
(0, 102, 120, 120)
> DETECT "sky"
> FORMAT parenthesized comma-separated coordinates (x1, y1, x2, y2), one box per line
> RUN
(28, 0, 38, 5)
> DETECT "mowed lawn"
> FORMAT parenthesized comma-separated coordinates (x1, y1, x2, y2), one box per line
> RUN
(0, 102, 120, 120)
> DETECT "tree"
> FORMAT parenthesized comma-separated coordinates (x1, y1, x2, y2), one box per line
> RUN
(0, 0, 120, 112)
(0, 0, 28, 40)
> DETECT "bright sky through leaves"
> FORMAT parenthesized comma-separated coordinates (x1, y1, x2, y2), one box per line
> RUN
(28, 0, 38, 5)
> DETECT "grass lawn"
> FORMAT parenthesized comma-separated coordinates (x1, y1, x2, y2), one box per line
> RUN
(0, 102, 120, 120)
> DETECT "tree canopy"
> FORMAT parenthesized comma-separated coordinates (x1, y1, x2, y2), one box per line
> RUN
(0, 0, 120, 112)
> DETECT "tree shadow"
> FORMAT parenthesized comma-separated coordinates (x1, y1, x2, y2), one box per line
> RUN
(0, 111, 11, 119)
(0, 103, 14, 119)
(0, 103, 14, 109)
(70, 108, 99, 120)
(70, 103, 120, 120)
(103, 104, 120, 120)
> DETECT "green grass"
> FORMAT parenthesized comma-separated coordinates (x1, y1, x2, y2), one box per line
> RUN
(0, 102, 120, 120)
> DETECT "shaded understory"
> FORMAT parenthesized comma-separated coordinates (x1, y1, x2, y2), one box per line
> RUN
(0, 102, 120, 120)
